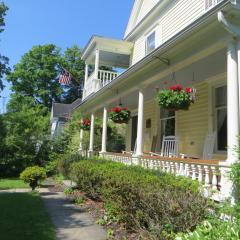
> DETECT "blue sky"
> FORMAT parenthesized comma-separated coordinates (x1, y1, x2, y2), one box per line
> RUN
(0, 0, 133, 112)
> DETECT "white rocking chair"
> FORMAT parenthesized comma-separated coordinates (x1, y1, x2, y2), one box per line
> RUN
(202, 132, 216, 160)
(150, 136, 179, 158)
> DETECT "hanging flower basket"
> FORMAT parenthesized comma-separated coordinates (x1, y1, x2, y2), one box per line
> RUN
(156, 84, 196, 111)
(78, 119, 91, 131)
(108, 107, 131, 124)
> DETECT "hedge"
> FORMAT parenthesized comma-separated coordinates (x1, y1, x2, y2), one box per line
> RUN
(69, 158, 209, 239)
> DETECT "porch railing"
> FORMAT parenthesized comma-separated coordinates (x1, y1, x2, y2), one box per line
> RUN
(98, 70, 119, 88)
(84, 72, 95, 97)
(101, 152, 231, 202)
(205, 0, 223, 11)
(83, 70, 120, 99)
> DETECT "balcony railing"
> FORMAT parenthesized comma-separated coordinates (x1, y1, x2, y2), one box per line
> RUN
(83, 69, 120, 99)
(98, 70, 119, 88)
(205, 0, 223, 11)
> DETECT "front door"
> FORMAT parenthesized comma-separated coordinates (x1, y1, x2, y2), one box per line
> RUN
(131, 116, 138, 151)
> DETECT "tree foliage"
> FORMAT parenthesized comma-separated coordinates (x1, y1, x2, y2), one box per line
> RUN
(7, 44, 63, 109)
(0, 1, 10, 91)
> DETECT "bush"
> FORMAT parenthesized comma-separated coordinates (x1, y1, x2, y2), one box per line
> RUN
(175, 218, 240, 240)
(57, 153, 84, 178)
(70, 158, 208, 239)
(20, 166, 47, 190)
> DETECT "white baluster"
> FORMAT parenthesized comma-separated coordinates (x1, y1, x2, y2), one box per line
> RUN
(191, 164, 196, 180)
(198, 165, 203, 183)
(185, 163, 190, 177)
(211, 166, 218, 191)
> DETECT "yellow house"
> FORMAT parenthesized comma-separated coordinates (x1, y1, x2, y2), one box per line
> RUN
(76, 0, 240, 200)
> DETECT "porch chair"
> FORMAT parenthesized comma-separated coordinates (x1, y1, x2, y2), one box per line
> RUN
(179, 132, 217, 159)
(150, 135, 179, 158)
(202, 132, 216, 160)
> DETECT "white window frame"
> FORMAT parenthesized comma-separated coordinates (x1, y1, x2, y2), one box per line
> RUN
(145, 30, 156, 55)
(160, 108, 176, 139)
(213, 83, 227, 153)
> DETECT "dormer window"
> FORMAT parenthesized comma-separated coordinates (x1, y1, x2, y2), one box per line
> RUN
(146, 31, 156, 55)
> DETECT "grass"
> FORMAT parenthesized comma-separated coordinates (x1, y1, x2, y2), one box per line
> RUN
(0, 192, 56, 240)
(0, 178, 29, 189)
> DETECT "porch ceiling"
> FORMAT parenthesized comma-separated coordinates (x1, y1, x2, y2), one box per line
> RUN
(81, 35, 133, 67)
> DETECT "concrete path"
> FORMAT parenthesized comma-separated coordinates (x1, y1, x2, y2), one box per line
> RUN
(41, 190, 107, 240)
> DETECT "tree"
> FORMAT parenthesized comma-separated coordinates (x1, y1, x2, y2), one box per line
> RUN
(0, 2, 10, 91)
(61, 45, 85, 103)
(7, 44, 63, 109)
(0, 94, 50, 176)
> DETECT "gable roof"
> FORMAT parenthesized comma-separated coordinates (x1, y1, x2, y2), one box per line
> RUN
(124, 0, 161, 38)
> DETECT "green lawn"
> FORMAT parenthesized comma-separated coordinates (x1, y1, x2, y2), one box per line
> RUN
(0, 178, 29, 189)
(0, 192, 55, 240)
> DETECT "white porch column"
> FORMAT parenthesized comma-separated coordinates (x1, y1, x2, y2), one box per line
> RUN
(79, 128, 84, 155)
(238, 38, 240, 131)
(135, 89, 144, 157)
(227, 41, 239, 164)
(83, 64, 88, 98)
(88, 113, 95, 156)
(94, 49, 100, 91)
(100, 107, 108, 154)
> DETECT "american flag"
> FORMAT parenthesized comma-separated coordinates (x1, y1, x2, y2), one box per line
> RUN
(59, 68, 72, 85)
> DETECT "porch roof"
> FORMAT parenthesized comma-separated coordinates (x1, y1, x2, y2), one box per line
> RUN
(81, 35, 133, 67)
(76, 0, 235, 113)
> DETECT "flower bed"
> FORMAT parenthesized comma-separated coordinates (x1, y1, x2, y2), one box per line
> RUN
(69, 158, 208, 239)
(156, 84, 196, 111)
(108, 107, 131, 124)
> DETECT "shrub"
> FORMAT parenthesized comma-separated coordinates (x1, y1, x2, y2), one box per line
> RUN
(57, 153, 84, 178)
(175, 218, 240, 240)
(20, 166, 47, 190)
(70, 158, 208, 239)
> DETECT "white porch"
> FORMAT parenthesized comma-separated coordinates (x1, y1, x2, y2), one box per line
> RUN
(77, 7, 240, 201)
(81, 36, 133, 99)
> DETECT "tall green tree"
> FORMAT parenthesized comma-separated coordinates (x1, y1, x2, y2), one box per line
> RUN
(7, 44, 63, 109)
(0, 1, 10, 91)
(61, 45, 85, 103)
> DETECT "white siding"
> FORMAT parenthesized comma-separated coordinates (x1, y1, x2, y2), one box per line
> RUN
(131, 0, 206, 65)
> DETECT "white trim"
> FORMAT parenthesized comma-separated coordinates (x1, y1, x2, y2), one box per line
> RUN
(208, 79, 227, 154)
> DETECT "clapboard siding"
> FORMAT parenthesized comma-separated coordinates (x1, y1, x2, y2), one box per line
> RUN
(176, 82, 209, 157)
(143, 99, 158, 152)
(162, 0, 204, 42)
(131, 0, 205, 65)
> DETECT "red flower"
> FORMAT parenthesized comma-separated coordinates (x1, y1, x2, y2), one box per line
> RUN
(163, 81, 168, 85)
(82, 119, 90, 126)
(185, 87, 192, 93)
(170, 84, 182, 92)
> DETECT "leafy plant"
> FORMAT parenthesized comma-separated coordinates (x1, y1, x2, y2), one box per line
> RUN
(108, 107, 131, 124)
(156, 85, 195, 111)
(74, 196, 86, 205)
(20, 166, 47, 190)
(78, 119, 91, 131)
(63, 187, 74, 196)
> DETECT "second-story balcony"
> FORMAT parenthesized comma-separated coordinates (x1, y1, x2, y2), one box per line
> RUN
(81, 36, 133, 99)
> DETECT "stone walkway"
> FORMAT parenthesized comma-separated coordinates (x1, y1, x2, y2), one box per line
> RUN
(0, 187, 107, 240)
(41, 190, 107, 240)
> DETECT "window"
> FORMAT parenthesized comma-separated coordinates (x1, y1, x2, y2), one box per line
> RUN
(160, 109, 175, 141)
(146, 31, 156, 55)
(214, 86, 227, 151)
